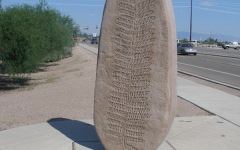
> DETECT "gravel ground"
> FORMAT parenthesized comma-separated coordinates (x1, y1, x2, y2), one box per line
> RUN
(0, 45, 212, 131)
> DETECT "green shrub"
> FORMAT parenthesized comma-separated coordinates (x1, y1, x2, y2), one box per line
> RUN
(0, 5, 43, 73)
(0, 1, 79, 74)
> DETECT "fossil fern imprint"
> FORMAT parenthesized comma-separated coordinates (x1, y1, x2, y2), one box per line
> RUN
(104, 0, 157, 148)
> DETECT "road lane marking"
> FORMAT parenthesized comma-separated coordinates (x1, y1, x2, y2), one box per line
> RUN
(178, 62, 240, 78)
(81, 43, 240, 78)
(178, 55, 240, 67)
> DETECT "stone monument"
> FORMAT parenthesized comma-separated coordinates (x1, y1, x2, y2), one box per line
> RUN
(94, 0, 177, 149)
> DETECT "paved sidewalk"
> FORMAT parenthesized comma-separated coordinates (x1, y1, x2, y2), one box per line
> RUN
(79, 43, 98, 54)
(1, 117, 240, 150)
(178, 77, 240, 126)
(0, 43, 239, 150)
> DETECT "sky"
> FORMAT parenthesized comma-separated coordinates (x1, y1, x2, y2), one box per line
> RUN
(1, 0, 240, 41)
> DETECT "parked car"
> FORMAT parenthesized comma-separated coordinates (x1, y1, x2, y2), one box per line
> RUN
(222, 42, 240, 50)
(91, 37, 98, 44)
(177, 43, 197, 55)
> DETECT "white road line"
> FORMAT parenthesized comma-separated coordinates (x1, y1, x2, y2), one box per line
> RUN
(178, 62, 240, 78)
(179, 56, 240, 67)
(178, 70, 240, 90)
(81, 43, 240, 78)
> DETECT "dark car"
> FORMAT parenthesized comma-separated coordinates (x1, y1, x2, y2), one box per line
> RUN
(91, 38, 98, 44)
(177, 43, 197, 55)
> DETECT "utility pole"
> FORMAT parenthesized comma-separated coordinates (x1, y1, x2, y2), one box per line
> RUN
(189, 0, 193, 43)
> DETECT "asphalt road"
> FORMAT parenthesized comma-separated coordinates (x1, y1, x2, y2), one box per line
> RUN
(178, 53, 240, 89)
(82, 42, 240, 89)
(196, 47, 240, 58)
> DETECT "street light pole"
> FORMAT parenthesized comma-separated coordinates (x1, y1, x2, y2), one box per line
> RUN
(190, 0, 193, 43)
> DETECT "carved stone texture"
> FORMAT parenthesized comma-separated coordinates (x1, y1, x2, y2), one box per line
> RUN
(94, 0, 177, 149)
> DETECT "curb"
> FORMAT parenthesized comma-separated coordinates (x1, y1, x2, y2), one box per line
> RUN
(178, 70, 240, 90)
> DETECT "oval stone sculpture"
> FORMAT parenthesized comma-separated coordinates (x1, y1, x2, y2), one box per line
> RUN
(94, 0, 177, 149)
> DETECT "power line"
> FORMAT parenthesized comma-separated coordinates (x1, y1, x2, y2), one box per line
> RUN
(200, 0, 240, 5)
(174, 0, 240, 9)
(173, 2, 188, 4)
(20, 1, 105, 7)
(47, 3, 104, 7)
(174, 3, 240, 11)
(194, 7, 240, 15)
(193, 2, 240, 11)
(174, 6, 190, 8)
(194, 0, 240, 7)
(173, 5, 240, 15)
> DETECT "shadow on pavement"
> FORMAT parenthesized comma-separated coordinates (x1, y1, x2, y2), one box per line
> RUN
(48, 118, 104, 150)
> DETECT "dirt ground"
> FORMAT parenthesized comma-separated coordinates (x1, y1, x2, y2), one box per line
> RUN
(0, 45, 212, 131)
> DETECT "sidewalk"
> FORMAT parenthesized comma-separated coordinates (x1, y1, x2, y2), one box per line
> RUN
(1, 116, 239, 150)
(178, 77, 240, 126)
(0, 43, 239, 150)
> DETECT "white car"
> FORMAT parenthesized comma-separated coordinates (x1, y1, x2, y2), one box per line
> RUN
(222, 42, 240, 50)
